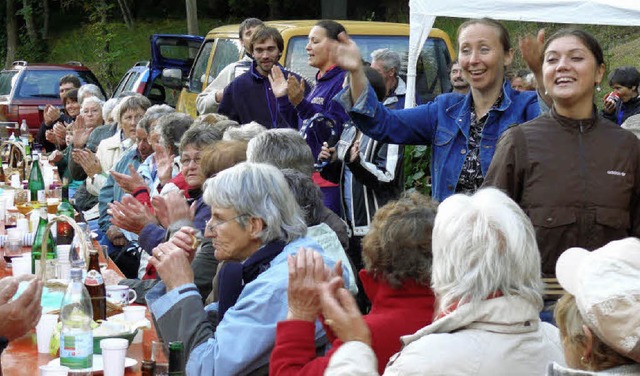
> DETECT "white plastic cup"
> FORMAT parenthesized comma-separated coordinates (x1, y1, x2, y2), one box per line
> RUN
(12, 256, 32, 277)
(16, 218, 29, 233)
(39, 365, 70, 376)
(36, 313, 58, 353)
(100, 338, 129, 376)
(122, 306, 146, 322)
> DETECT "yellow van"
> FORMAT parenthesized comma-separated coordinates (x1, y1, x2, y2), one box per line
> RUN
(174, 20, 455, 117)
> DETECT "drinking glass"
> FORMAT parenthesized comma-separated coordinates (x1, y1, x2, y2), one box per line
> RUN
(98, 245, 110, 271)
(151, 340, 169, 376)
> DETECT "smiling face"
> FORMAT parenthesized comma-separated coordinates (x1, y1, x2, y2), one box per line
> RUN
(457, 23, 512, 96)
(306, 26, 334, 74)
(65, 99, 81, 118)
(120, 107, 145, 140)
(543, 35, 604, 113)
(252, 37, 280, 76)
(180, 145, 204, 188)
(449, 61, 470, 93)
(205, 206, 261, 262)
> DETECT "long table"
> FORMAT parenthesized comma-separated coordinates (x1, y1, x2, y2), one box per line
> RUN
(0, 249, 158, 375)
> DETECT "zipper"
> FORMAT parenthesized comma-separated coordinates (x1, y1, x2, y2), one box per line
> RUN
(578, 122, 588, 243)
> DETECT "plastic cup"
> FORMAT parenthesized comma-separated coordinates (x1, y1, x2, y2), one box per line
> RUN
(12, 256, 32, 277)
(100, 338, 129, 376)
(39, 365, 70, 376)
(36, 313, 58, 353)
(123, 306, 146, 322)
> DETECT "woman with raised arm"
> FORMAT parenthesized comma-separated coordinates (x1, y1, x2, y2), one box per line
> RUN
(330, 18, 540, 202)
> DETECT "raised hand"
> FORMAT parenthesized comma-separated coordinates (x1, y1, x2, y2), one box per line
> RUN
(287, 75, 306, 106)
(269, 65, 289, 98)
(287, 248, 327, 322)
(318, 276, 371, 345)
(43, 104, 61, 126)
(109, 194, 157, 234)
(169, 226, 201, 263)
(329, 32, 363, 73)
(111, 164, 146, 194)
(149, 241, 194, 291)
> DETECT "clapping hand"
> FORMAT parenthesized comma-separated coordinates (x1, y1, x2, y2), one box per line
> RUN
(269, 66, 289, 98)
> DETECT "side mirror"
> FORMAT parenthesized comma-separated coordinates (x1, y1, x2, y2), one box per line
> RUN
(162, 68, 183, 90)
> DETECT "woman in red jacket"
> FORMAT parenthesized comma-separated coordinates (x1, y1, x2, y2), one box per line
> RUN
(270, 191, 437, 375)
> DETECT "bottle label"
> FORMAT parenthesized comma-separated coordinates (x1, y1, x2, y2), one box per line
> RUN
(37, 190, 46, 203)
(84, 270, 104, 286)
(60, 331, 93, 369)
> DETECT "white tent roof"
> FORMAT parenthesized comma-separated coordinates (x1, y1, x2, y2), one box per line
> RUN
(405, 0, 640, 107)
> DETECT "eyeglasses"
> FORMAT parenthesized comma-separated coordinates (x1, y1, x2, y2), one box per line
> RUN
(206, 214, 246, 233)
(180, 156, 202, 166)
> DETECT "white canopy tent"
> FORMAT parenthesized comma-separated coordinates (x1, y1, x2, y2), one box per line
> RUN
(406, 0, 640, 107)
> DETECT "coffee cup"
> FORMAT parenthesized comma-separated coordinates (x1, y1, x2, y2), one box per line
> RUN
(105, 285, 137, 306)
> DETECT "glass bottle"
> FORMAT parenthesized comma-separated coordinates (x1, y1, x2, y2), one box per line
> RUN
(141, 360, 156, 376)
(31, 205, 56, 277)
(0, 162, 6, 184)
(84, 250, 106, 321)
(56, 178, 75, 245)
(20, 120, 30, 155)
(168, 341, 185, 375)
(28, 154, 45, 204)
(60, 268, 93, 375)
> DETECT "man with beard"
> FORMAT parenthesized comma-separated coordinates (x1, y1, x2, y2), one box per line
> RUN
(196, 18, 263, 115)
(218, 26, 308, 128)
(449, 59, 470, 94)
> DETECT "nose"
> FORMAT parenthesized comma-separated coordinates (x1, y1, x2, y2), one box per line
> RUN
(306, 41, 312, 51)
(468, 49, 481, 64)
(555, 56, 570, 71)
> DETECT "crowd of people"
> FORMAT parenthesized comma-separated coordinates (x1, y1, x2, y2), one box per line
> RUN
(1, 15, 640, 376)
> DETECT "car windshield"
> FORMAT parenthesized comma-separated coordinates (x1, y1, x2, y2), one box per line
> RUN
(0, 70, 18, 96)
(286, 35, 452, 101)
(16, 70, 103, 99)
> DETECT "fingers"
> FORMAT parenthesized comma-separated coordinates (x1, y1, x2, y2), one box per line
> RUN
(333, 260, 343, 280)
(537, 28, 545, 43)
(0, 278, 19, 304)
(336, 285, 359, 315)
(312, 251, 325, 282)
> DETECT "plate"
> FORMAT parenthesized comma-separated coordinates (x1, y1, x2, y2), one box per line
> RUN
(48, 354, 137, 372)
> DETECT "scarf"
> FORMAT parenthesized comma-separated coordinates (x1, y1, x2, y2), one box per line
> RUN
(217, 240, 286, 321)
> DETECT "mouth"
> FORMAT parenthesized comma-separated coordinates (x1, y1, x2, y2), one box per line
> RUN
(467, 69, 486, 78)
(554, 77, 575, 85)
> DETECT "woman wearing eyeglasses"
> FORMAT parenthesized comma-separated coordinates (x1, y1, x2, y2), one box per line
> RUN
(146, 162, 347, 376)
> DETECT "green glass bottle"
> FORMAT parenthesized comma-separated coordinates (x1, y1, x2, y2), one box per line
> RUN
(168, 341, 185, 375)
(27, 154, 45, 204)
(32, 205, 56, 277)
(56, 178, 75, 245)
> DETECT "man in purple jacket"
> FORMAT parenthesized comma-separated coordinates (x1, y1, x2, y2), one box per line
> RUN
(218, 26, 308, 128)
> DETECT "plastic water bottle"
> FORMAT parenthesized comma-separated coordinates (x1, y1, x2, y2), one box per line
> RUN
(60, 268, 94, 375)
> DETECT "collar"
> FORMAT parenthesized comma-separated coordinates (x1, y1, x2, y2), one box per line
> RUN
(550, 105, 598, 133)
(250, 61, 285, 81)
(446, 79, 515, 120)
(316, 65, 344, 81)
(359, 269, 435, 310)
(400, 295, 541, 347)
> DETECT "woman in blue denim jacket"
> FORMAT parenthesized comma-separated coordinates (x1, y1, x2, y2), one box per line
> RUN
(332, 18, 540, 202)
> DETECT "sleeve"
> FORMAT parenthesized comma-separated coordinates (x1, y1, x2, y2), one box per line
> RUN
(217, 82, 239, 122)
(191, 238, 218, 302)
(319, 159, 343, 184)
(335, 84, 440, 145)
(630, 137, 640, 238)
(346, 142, 402, 190)
(325, 341, 379, 376)
(270, 320, 331, 376)
(138, 223, 167, 254)
(196, 63, 236, 115)
(98, 173, 116, 233)
(36, 120, 57, 153)
(481, 126, 527, 202)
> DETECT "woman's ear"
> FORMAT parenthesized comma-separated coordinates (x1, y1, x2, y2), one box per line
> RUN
(581, 324, 595, 367)
(248, 216, 265, 239)
(503, 48, 515, 67)
(595, 64, 606, 87)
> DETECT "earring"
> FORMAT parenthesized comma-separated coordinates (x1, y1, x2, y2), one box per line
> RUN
(544, 90, 548, 96)
(596, 84, 602, 92)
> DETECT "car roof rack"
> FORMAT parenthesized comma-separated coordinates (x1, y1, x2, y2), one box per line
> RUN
(134, 61, 151, 67)
(11, 61, 28, 67)
(64, 61, 84, 66)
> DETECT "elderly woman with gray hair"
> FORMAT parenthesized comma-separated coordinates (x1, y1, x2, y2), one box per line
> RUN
(146, 162, 345, 375)
(320, 188, 565, 375)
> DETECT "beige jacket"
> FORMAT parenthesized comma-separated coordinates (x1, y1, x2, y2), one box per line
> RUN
(325, 295, 565, 375)
(86, 129, 133, 196)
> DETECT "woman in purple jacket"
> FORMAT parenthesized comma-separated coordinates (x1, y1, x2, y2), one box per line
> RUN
(271, 20, 351, 215)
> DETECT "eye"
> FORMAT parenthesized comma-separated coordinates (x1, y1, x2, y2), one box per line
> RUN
(480, 46, 491, 54)
(545, 57, 558, 64)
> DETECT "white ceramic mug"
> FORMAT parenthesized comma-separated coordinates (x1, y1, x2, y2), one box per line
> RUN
(105, 285, 137, 306)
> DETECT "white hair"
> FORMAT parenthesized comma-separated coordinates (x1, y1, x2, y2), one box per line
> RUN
(371, 48, 401, 74)
(78, 83, 105, 103)
(203, 162, 306, 244)
(222, 121, 267, 142)
(102, 98, 119, 124)
(246, 128, 314, 176)
(431, 188, 543, 314)
(80, 96, 104, 112)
